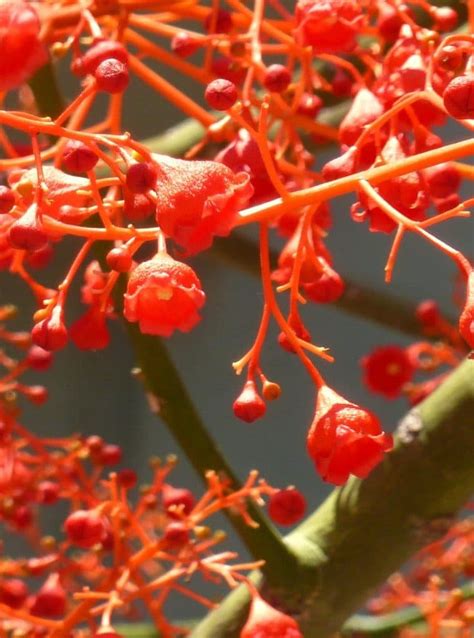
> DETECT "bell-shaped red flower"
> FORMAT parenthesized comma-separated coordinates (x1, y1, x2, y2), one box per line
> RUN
(123, 252, 206, 337)
(152, 153, 253, 255)
(70, 307, 110, 351)
(307, 386, 393, 485)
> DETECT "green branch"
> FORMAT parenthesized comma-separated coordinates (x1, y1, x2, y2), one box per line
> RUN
(124, 322, 299, 584)
(189, 358, 474, 638)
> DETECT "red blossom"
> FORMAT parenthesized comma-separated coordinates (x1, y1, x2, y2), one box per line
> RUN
(361, 345, 414, 398)
(123, 252, 206, 337)
(153, 153, 253, 255)
(307, 386, 393, 484)
(295, 0, 363, 53)
(241, 594, 303, 638)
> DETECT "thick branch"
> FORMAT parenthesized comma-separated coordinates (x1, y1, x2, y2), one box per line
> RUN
(190, 358, 474, 638)
(124, 322, 300, 584)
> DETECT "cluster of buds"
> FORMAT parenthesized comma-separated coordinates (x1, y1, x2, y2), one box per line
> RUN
(0, 394, 310, 636)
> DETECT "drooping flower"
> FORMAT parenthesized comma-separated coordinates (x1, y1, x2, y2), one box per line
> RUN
(123, 252, 206, 337)
(152, 154, 253, 255)
(307, 386, 393, 485)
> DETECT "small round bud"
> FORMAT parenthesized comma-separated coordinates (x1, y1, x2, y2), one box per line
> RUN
(205, 78, 238, 110)
(8, 209, 48, 251)
(26, 345, 53, 371)
(162, 521, 190, 549)
(162, 484, 195, 518)
(94, 58, 129, 93)
(117, 469, 138, 489)
(432, 6, 458, 32)
(62, 140, 98, 174)
(125, 162, 157, 194)
(443, 74, 474, 120)
(64, 509, 107, 548)
(106, 246, 133, 272)
(263, 64, 291, 93)
(31, 308, 68, 352)
(268, 487, 306, 526)
(416, 300, 440, 326)
(171, 31, 200, 57)
(262, 381, 281, 401)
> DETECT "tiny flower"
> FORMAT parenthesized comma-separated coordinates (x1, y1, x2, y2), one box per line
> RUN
(241, 593, 303, 638)
(95, 58, 129, 94)
(361, 345, 414, 398)
(307, 386, 393, 485)
(64, 509, 107, 548)
(123, 252, 206, 336)
(162, 483, 195, 517)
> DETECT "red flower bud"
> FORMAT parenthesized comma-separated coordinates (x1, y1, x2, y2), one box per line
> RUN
(295, 0, 363, 53)
(171, 31, 201, 57)
(263, 64, 291, 93)
(205, 78, 238, 110)
(8, 206, 48, 252)
(77, 39, 128, 76)
(95, 58, 129, 94)
(30, 573, 66, 618)
(106, 246, 133, 272)
(268, 487, 306, 526)
(162, 521, 190, 548)
(62, 140, 98, 174)
(233, 381, 266, 423)
(204, 8, 233, 33)
(443, 74, 474, 120)
(25, 345, 53, 371)
(307, 386, 393, 485)
(64, 509, 107, 548)
(31, 307, 68, 352)
(0, 578, 28, 608)
(339, 88, 384, 146)
(126, 162, 157, 194)
(124, 253, 206, 337)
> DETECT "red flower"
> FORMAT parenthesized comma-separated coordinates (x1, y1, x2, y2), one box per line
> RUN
(124, 253, 206, 337)
(0, 1, 48, 92)
(152, 154, 253, 255)
(361, 345, 414, 398)
(307, 386, 393, 485)
(241, 594, 303, 638)
(295, 0, 363, 53)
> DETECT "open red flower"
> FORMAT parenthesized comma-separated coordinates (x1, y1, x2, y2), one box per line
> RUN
(0, 1, 48, 92)
(307, 386, 393, 485)
(123, 252, 206, 337)
(361, 345, 414, 398)
(152, 154, 253, 255)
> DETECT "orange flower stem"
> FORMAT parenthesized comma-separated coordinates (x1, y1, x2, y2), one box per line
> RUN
(259, 223, 326, 387)
(384, 224, 406, 283)
(128, 55, 216, 128)
(55, 83, 97, 128)
(125, 28, 211, 84)
(236, 137, 474, 226)
(359, 180, 472, 277)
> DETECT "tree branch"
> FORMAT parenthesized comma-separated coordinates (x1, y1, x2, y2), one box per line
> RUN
(189, 357, 474, 638)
